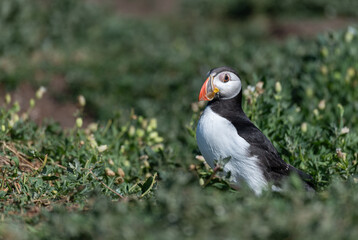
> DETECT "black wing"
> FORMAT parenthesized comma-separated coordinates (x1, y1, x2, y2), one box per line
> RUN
(208, 93, 315, 190)
(232, 118, 315, 190)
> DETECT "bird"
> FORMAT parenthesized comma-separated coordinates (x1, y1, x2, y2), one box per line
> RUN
(196, 66, 315, 195)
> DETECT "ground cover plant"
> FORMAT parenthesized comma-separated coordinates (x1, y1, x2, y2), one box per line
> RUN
(1, 0, 358, 239)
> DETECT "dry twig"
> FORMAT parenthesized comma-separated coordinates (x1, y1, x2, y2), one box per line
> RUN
(87, 169, 124, 199)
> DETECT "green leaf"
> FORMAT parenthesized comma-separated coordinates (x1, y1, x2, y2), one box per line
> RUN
(140, 173, 157, 198)
(12, 156, 19, 167)
(221, 156, 231, 165)
(0, 191, 7, 198)
(42, 176, 59, 181)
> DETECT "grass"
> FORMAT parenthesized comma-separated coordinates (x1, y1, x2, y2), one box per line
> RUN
(1, 0, 358, 239)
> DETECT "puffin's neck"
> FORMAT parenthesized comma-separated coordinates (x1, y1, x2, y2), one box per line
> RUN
(208, 91, 245, 116)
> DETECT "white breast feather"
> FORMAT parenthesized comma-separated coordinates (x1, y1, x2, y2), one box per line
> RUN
(196, 107, 267, 195)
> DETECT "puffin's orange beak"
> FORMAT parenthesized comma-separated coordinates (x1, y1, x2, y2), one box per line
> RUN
(198, 76, 219, 101)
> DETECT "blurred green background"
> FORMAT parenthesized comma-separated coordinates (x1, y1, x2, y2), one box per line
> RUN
(1, 0, 358, 239)
(1, 0, 357, 156)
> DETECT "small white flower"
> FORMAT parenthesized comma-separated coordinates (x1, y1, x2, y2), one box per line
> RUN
(256, 81, 264, 89)
(76, 117, 83, 128)
(321, 47, 329, 57)
(275, 82, 282, 93)
(149, 131, 158, 139)
(340, 127, 350, 135)
(149, 118, 157, 129)
(86, 123, 98, 132)
(347, 68, 355, 78)
(78, 95, 86, 107)
(12, 113, 19, 123)
(8, 119, 14, 128)
(98, 145, 108, 153)
(336, 148, 347, 161)
(195, 155, 205, 162)
(301, 122, 308, 133)
(128, 126, 135, 136)
(345, 26, 356, 43)
(318, 100, 326, 110)
(321, 65, 328, 75)
(248, 85, 255, 92)
(36, 86, 47, 99)
(29, 98, 35, 108)
(354, 178, 358, 184)
(243, 89, 250, 97)
(87, 134, 98, 149)
(5, 94, 11, 104)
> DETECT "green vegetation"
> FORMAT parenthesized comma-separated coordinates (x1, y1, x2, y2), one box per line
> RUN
(1, 0, 358, 239)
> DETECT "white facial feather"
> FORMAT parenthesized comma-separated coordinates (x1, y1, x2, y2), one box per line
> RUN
(196, 107, 267, 195)
(213, 72, 242, 100)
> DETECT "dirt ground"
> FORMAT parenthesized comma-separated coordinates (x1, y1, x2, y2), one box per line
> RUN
(269, 17, 357, 39)
(0, 76, 92, 128)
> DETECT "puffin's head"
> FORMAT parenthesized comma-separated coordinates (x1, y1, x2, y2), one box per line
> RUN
(199, 67, 242, 101)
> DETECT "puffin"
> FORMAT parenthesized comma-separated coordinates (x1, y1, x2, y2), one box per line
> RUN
(196, 66, 315, 195)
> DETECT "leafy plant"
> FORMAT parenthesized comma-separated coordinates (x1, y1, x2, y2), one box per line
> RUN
(1, 0, 358, 239)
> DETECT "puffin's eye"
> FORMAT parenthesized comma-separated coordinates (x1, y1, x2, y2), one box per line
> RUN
(219, 73, 230, 83)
